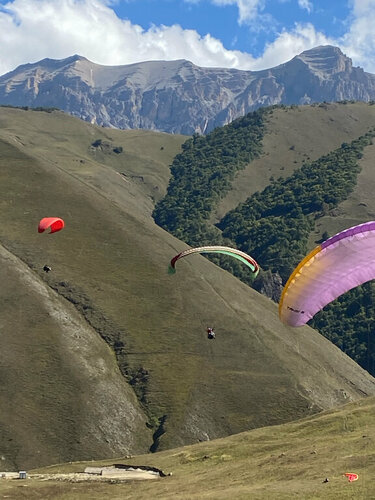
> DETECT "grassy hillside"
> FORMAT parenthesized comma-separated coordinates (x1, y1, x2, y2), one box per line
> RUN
(0, 242, 151, 470)
(0, 107, 374, 470)
(0, 107, 187, 468)
(215, 102, 375, 221)
(1, 396, 374, 499)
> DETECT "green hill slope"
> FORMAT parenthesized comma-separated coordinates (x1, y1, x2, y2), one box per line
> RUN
(2, 396, 374, 499)
(0, 107, 374, 470)
(216, 101, 375, 220)
(0, 242, 151, 470)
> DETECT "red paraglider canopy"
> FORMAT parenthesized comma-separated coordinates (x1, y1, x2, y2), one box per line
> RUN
(38, 217, 65, 234)
(344, 472, 359, 482)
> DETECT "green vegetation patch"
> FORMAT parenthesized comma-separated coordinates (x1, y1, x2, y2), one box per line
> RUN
(153, 109, 266, 244)
(310, 282, 375, 375)
(219, 132, 375, 281)
(153, 108, 268, 285)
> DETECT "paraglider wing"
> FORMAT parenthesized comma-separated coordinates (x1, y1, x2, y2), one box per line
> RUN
(38, 217, 65, 234)
(279, 221, 375, 327)
(344, 472, 359, 482)
(168, 246, 259, 277)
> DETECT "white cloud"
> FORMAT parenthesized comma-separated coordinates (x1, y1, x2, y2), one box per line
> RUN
(339, 0, 375, 72)
(0, 0, 258, 75)
(210, 0, 264, 24)
(350, 0, 375, 16)
(251, 23, 333, 69)
(0, 0, 325, 77)
(184, 0, 264, 24)
(297, 0, 312, 14)
(0, 0, 375, 77)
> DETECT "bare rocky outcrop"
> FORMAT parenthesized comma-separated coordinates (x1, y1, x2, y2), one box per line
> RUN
(252, 270, 283, 303)
(1, 45, 375, 134)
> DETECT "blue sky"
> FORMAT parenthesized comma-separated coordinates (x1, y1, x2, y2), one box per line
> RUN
(113, 1, 351, 57)
(0, 0, 374, 76)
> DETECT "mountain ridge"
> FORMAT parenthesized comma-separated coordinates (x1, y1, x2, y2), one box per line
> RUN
(1, 45, 375, 133)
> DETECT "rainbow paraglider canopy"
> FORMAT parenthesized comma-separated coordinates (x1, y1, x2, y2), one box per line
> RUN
(169, 245, 259, 277)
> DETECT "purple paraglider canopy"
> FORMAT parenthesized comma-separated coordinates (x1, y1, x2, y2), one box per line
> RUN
(279, 221, 375, 327)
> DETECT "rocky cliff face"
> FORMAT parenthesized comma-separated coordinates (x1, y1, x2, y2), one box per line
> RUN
(1, 45, 375, 134)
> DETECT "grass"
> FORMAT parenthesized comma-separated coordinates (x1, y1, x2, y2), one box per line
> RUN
(0, 396, 374, 499)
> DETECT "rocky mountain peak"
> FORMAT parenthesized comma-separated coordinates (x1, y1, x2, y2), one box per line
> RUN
(295, 45, 353, 76)
(1, 45, 374, 134)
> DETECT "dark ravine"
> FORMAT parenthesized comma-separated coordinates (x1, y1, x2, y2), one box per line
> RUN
(50, 279, 175, 454)
(50, 280, 165, 444)
(150, 415, 168, 453)
(252, 270, 283, 302)
(49, 279, 167, 453)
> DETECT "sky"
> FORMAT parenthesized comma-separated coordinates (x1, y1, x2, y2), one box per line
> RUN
(0, 0, 375, 77)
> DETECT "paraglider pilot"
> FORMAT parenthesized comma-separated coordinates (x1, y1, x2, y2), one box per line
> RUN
(207, 327, 216, 340)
